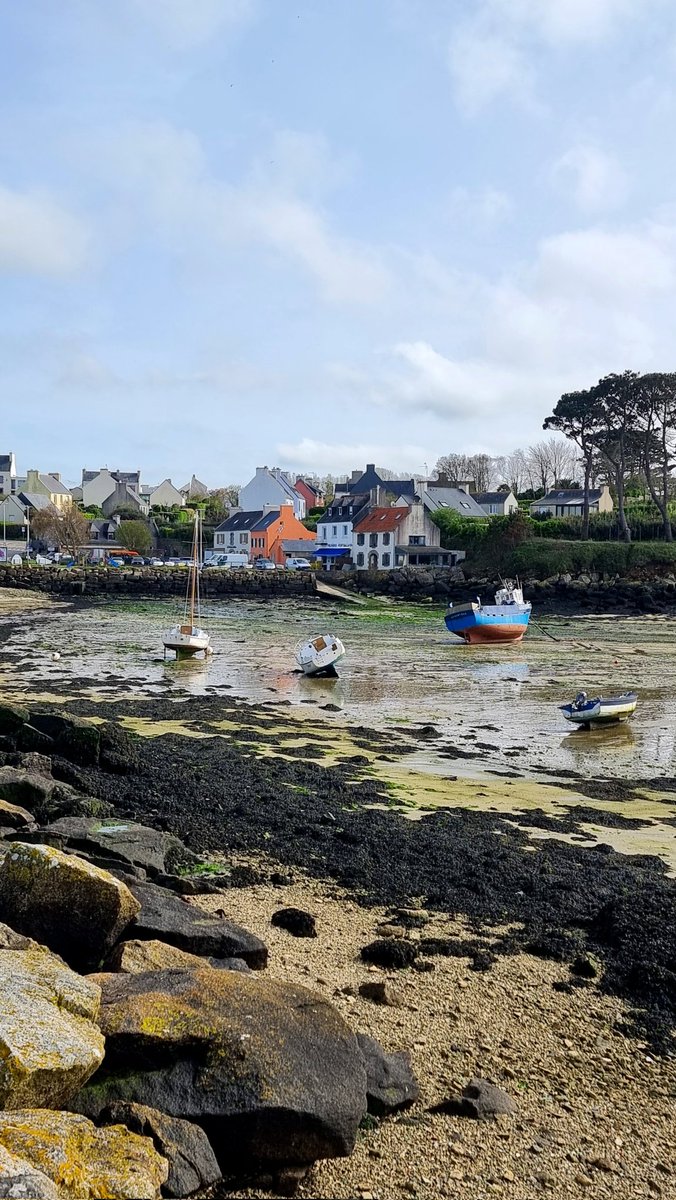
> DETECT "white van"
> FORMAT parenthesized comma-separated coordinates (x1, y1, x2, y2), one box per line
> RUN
(285, 557, 312, 570)
(209, 553, 252, 570)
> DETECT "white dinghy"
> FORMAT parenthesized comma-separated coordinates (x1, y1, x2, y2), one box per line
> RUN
(163, 512, 212, 659)
(295, 634, 345, 677)
(560, 691, 637, 727)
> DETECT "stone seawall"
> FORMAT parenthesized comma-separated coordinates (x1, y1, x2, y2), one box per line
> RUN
(0, 565, 315, 598)
(2, 563, 676, 613)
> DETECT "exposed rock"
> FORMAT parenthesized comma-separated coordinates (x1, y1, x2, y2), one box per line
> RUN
(99, 1102, 221, 1198)
(0, 769, 55, 815)
(36, 817, 187, 877)
(0, 924, 35, 951)
(7, 753, 52, 777)
(75, 968, 367, 1168)
(0, 708, 28, 738)
(17, 726, 55, 755)
(104, 938, 250, 974)
(0, 1144, 59, 1199)
(127, 879, 267, 969)
(154, 872, 230, 895)
(98, 723, 140, 774)
(356, 1033, 419, 1116)
(571, 953, 601, 979)
(433, 1077, 517, 1120)
(0, 947, 104, 1108)
(360, 940, 418, 969)
(54, 722, 101, 767)
(0, 800, 35, 835)
(358, 981, 404, 1007)
(0, 1110, 167, 1199)
(0, 843, 140, 971)
(271, 907, 317, 938)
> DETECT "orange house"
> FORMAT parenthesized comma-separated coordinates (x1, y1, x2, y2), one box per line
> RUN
(248, 503, 315, 565)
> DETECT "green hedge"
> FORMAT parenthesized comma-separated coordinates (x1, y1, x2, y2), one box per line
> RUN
(508, 540, 676, 578)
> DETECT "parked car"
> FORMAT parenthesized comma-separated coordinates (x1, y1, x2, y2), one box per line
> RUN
(252, 558, 277, 570)
(209, 553, 252, 570)
(130, 557, 145, 565)
(285, 557, 312, 570)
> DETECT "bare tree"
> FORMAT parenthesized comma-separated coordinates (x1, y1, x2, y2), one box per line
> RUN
(30, 506, 91, 559)
(504, 449, 529, 496)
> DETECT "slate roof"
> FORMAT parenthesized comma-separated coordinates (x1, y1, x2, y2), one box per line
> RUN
(0, 455, 14, 473)
(282, 539, 315, 553)
(18, 492, 58, 512)
(215, 510, 264, 532)
(251, 510, 280, 532)
(422, 487, 486, 517)
(474, 491, 514, 504)
(536, 489, 603, 505)
(39, 473, 71, 496)
(353, 507, 407, 534)
(317, 493, 370, 524)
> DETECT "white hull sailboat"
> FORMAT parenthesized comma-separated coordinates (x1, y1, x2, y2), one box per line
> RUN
(295, 634, 345, 677)
(163, 512, 211, 659)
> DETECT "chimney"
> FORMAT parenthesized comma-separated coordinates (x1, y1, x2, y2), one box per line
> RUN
(350, 470, 361, 484)
(50, 473, 61, 482)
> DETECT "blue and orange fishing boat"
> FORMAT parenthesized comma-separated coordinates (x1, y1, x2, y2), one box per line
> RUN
(444, 580, 531, 645)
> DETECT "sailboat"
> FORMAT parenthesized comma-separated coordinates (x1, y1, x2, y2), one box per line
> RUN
(163, 511, 211, 658)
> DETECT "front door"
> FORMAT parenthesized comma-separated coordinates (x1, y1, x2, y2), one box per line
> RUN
(368, 551, 378, 570)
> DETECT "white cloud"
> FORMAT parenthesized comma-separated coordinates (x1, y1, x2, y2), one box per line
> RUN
(0, 186, 90, 276)
(449, 185, 512, 226)
(448, 28, 534, 116)
(276, 438, 431, 476)
(552, 145, 627, 212)
(88, 121, 388, 305)
(449, 0, 658, 113)
(128, 0, 256, 47)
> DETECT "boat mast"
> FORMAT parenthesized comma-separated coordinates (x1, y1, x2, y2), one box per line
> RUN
(188, 511, 198, 627)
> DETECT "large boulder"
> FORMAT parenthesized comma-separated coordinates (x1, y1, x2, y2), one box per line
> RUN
(0, 947, 104, 1108)
(0, 1111, 167, 1199)
(0, 707, 28, 738)
(0, 769, 55, 816)
(0, 843, 140, 971)
(99, 1102, 221, 1198)
(74, 968, 368, 1168)
(98, 723, 140, 774)
(356, 1034, 419, 1116)
(0, 801, 35, 838)
(103, 938, 250, 975)
(34, 818, 186, 877)
(126, 879, 267, 969)
(0, 1144, 59, 1199)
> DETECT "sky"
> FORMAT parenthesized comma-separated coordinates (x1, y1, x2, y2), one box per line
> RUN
(2, 0, 676, 487)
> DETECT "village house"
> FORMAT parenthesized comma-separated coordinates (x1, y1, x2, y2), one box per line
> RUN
(0, 454, 17, 496)
(86, 518, 123, 561)
(294, 478, 325, 510)
(101, 481, 150, 518)
(80, 469, 142, 509)
(145, 479, 184, 507)
(352, 500, 454, 570)
(315, 492, 370, 567)
(180, 475, 209, 500)
(248, 503, 315, 565)
(213, 510, 264, 557)
(473, 490, 519, 516)
(530, 485, 613, 518)
(0, 493, 27, 527)
(239, 467, 305, 519)
(22, 470, 72, 512)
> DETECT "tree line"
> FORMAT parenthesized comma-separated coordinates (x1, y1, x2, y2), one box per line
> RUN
(545, 370, 676, 542)
(433, 440, 579, 500)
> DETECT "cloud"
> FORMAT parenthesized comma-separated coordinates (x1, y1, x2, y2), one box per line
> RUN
(276, 438, 431, 476)
(0, 186, 90, 276)
(551, 145, 627, 212)
(449, 185, 512, 226)
(448, 27, 534, 116)
(127, 0, 256, 47)
(448, 1, 657, 113)
(87, 122, 389, 304)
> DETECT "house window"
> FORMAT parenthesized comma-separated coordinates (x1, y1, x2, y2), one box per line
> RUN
(489, 505, 497, 515)
(239, 533, 247, 545)
(382, 532, 390, 546)
(409, 554, 418, 565)
(408, 536, 425, 546)
(332, 525, 337, 536)
(382, 553, 390, 567)
(369, 533, 378, 548)
(342, 525, 348, 536)
(357, 533, 365, 546)
(356, 552, 364, 567)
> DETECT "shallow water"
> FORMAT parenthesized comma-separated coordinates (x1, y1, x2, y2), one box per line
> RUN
(2, 593, 676, 869)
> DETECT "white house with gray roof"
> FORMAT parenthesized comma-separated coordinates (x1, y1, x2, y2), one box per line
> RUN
(239, 467, 305, 519)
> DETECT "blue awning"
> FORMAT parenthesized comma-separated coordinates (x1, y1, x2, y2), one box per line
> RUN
(314, 546, 350, 557)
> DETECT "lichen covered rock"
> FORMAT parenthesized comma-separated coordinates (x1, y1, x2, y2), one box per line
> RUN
(0, 948, 104, 1109)
(104, 938, 250, 974)
(75, 967, 367, 1168)
(0, 1111, 167, 1199)
(0, 843, 140, 971)
(99, 1102, 220, 1197)
(0, 1143, 59, 1199)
